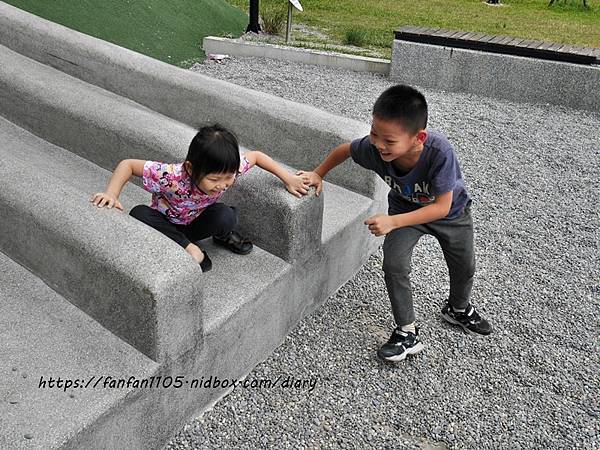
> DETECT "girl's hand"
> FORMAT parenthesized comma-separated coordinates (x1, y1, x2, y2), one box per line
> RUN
(90, 192, 123, 211)
(364, 214, 396, 237)
(296, 170, 323, 196)
(285, 175, 311, 198)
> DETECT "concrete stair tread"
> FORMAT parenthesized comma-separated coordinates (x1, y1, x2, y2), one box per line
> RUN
(0, 115, 149, 210)
(196, 239, 290, 334)
(321, 180, 374, 243)
(0, 42, 197, 168)
(0, 251, 158, 450)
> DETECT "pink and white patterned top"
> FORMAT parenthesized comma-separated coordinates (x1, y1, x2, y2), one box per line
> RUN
(142, 156, 252, 225)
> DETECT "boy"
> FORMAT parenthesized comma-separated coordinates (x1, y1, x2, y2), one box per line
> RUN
(299, 85, 491, 362)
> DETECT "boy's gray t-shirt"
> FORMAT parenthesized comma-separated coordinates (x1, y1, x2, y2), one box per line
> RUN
(350, 130, 470, 219)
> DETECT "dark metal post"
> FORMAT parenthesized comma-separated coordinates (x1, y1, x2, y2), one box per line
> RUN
(246, 0, 261, 33)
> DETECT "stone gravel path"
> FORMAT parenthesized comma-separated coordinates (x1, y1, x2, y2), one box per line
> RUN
(164, 57, 600, 450)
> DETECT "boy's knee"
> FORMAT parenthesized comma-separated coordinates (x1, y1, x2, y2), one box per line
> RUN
(382, 255, 411, 276)
(382, 239, 413, 276)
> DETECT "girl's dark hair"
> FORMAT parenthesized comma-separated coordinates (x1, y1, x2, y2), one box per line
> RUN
(185, 124, 240, 183)
(372, 84, 428, 134)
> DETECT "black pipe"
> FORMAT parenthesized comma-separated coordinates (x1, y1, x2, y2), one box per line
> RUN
(246, 0, 261, 33)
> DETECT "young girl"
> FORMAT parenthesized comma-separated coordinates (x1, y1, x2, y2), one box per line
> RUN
(90, 124, 309, 272)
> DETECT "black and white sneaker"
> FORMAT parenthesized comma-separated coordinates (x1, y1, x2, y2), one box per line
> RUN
(377, 328, 424, 362)
(441, 303, 491, 335)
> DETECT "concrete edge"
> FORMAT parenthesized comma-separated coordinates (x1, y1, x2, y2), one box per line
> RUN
(221, 165, 324, 264)
(202, 36, 391, 75)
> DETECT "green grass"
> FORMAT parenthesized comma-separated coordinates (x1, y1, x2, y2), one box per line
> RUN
(344, 28, 368, 47)
(227, 0, 600, 57)
(4, 0, 248, 67)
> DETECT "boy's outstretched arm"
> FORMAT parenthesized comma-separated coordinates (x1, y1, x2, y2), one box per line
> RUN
(365, 191, 453, 236)
(244, 151, 310, 198)
(90, 159, 146, 210)
(297, 143, 351, 196)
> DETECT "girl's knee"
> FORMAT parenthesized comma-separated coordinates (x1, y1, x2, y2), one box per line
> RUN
(129, 204, 146, 218)
(213, 205, 237, 231)
(129, 205, 154, 223)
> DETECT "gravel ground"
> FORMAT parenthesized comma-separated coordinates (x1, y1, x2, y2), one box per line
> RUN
(164, 57, 600, 449)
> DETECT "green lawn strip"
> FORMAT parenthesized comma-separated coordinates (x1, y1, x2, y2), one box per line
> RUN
(227, 0, 600, 57)
(4, 0, 248, 67)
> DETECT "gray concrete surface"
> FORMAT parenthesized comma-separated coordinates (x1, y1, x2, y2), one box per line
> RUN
(0, 1, 380, 200)
(222, 165, 324, 263)
(0, 3, 388, 449)
(0, 112, 383, 447)
(202, 36, 391, 74)
(0, 116, 204, 364)
(391, 40, 600, 113)
(0, 252, 160, 450)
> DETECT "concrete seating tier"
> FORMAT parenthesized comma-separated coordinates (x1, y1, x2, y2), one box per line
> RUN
(0, 2, 387, 448)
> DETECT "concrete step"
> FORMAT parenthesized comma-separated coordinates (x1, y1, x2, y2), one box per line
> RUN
(319, 181, 384, 296)
(0, 114, 335, 448)
(0, 251, 159, 449)
(0, 1, 383, 200)
(321, 181, 374, 245)
(0, 42, 322, 263)
(0, 115, 204, 363)
(0, 115, 309, 365)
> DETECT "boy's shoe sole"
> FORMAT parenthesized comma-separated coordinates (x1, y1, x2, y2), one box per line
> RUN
(378, 341, 424, 362)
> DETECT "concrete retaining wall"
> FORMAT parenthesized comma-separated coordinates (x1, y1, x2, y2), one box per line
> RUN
(203, 36, 391, 74)
(391, 40, 600, 112)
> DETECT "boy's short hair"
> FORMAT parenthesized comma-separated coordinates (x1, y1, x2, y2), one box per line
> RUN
(186, 124, 240, 183)
(372, 85, 428, 134)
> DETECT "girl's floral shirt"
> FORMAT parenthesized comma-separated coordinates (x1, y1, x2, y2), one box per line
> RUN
(142, 156, 252, 225)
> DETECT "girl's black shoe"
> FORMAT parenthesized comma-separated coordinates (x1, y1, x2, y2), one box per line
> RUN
(213, 231, 253, 255)
(199, 250, 212, 272)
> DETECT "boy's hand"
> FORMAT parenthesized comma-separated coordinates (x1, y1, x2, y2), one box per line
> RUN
(296, 171, 323, 196)
(364, 214, 396, 237)
(285, 175, 311, 198)
(90, 192, 123, 211)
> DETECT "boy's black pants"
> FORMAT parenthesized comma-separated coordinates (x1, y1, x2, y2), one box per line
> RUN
(382, 202, 475, 327)
(129, 203, 237, 249)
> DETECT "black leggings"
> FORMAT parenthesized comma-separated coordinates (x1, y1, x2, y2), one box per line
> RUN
(129, 203, 237, 249)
